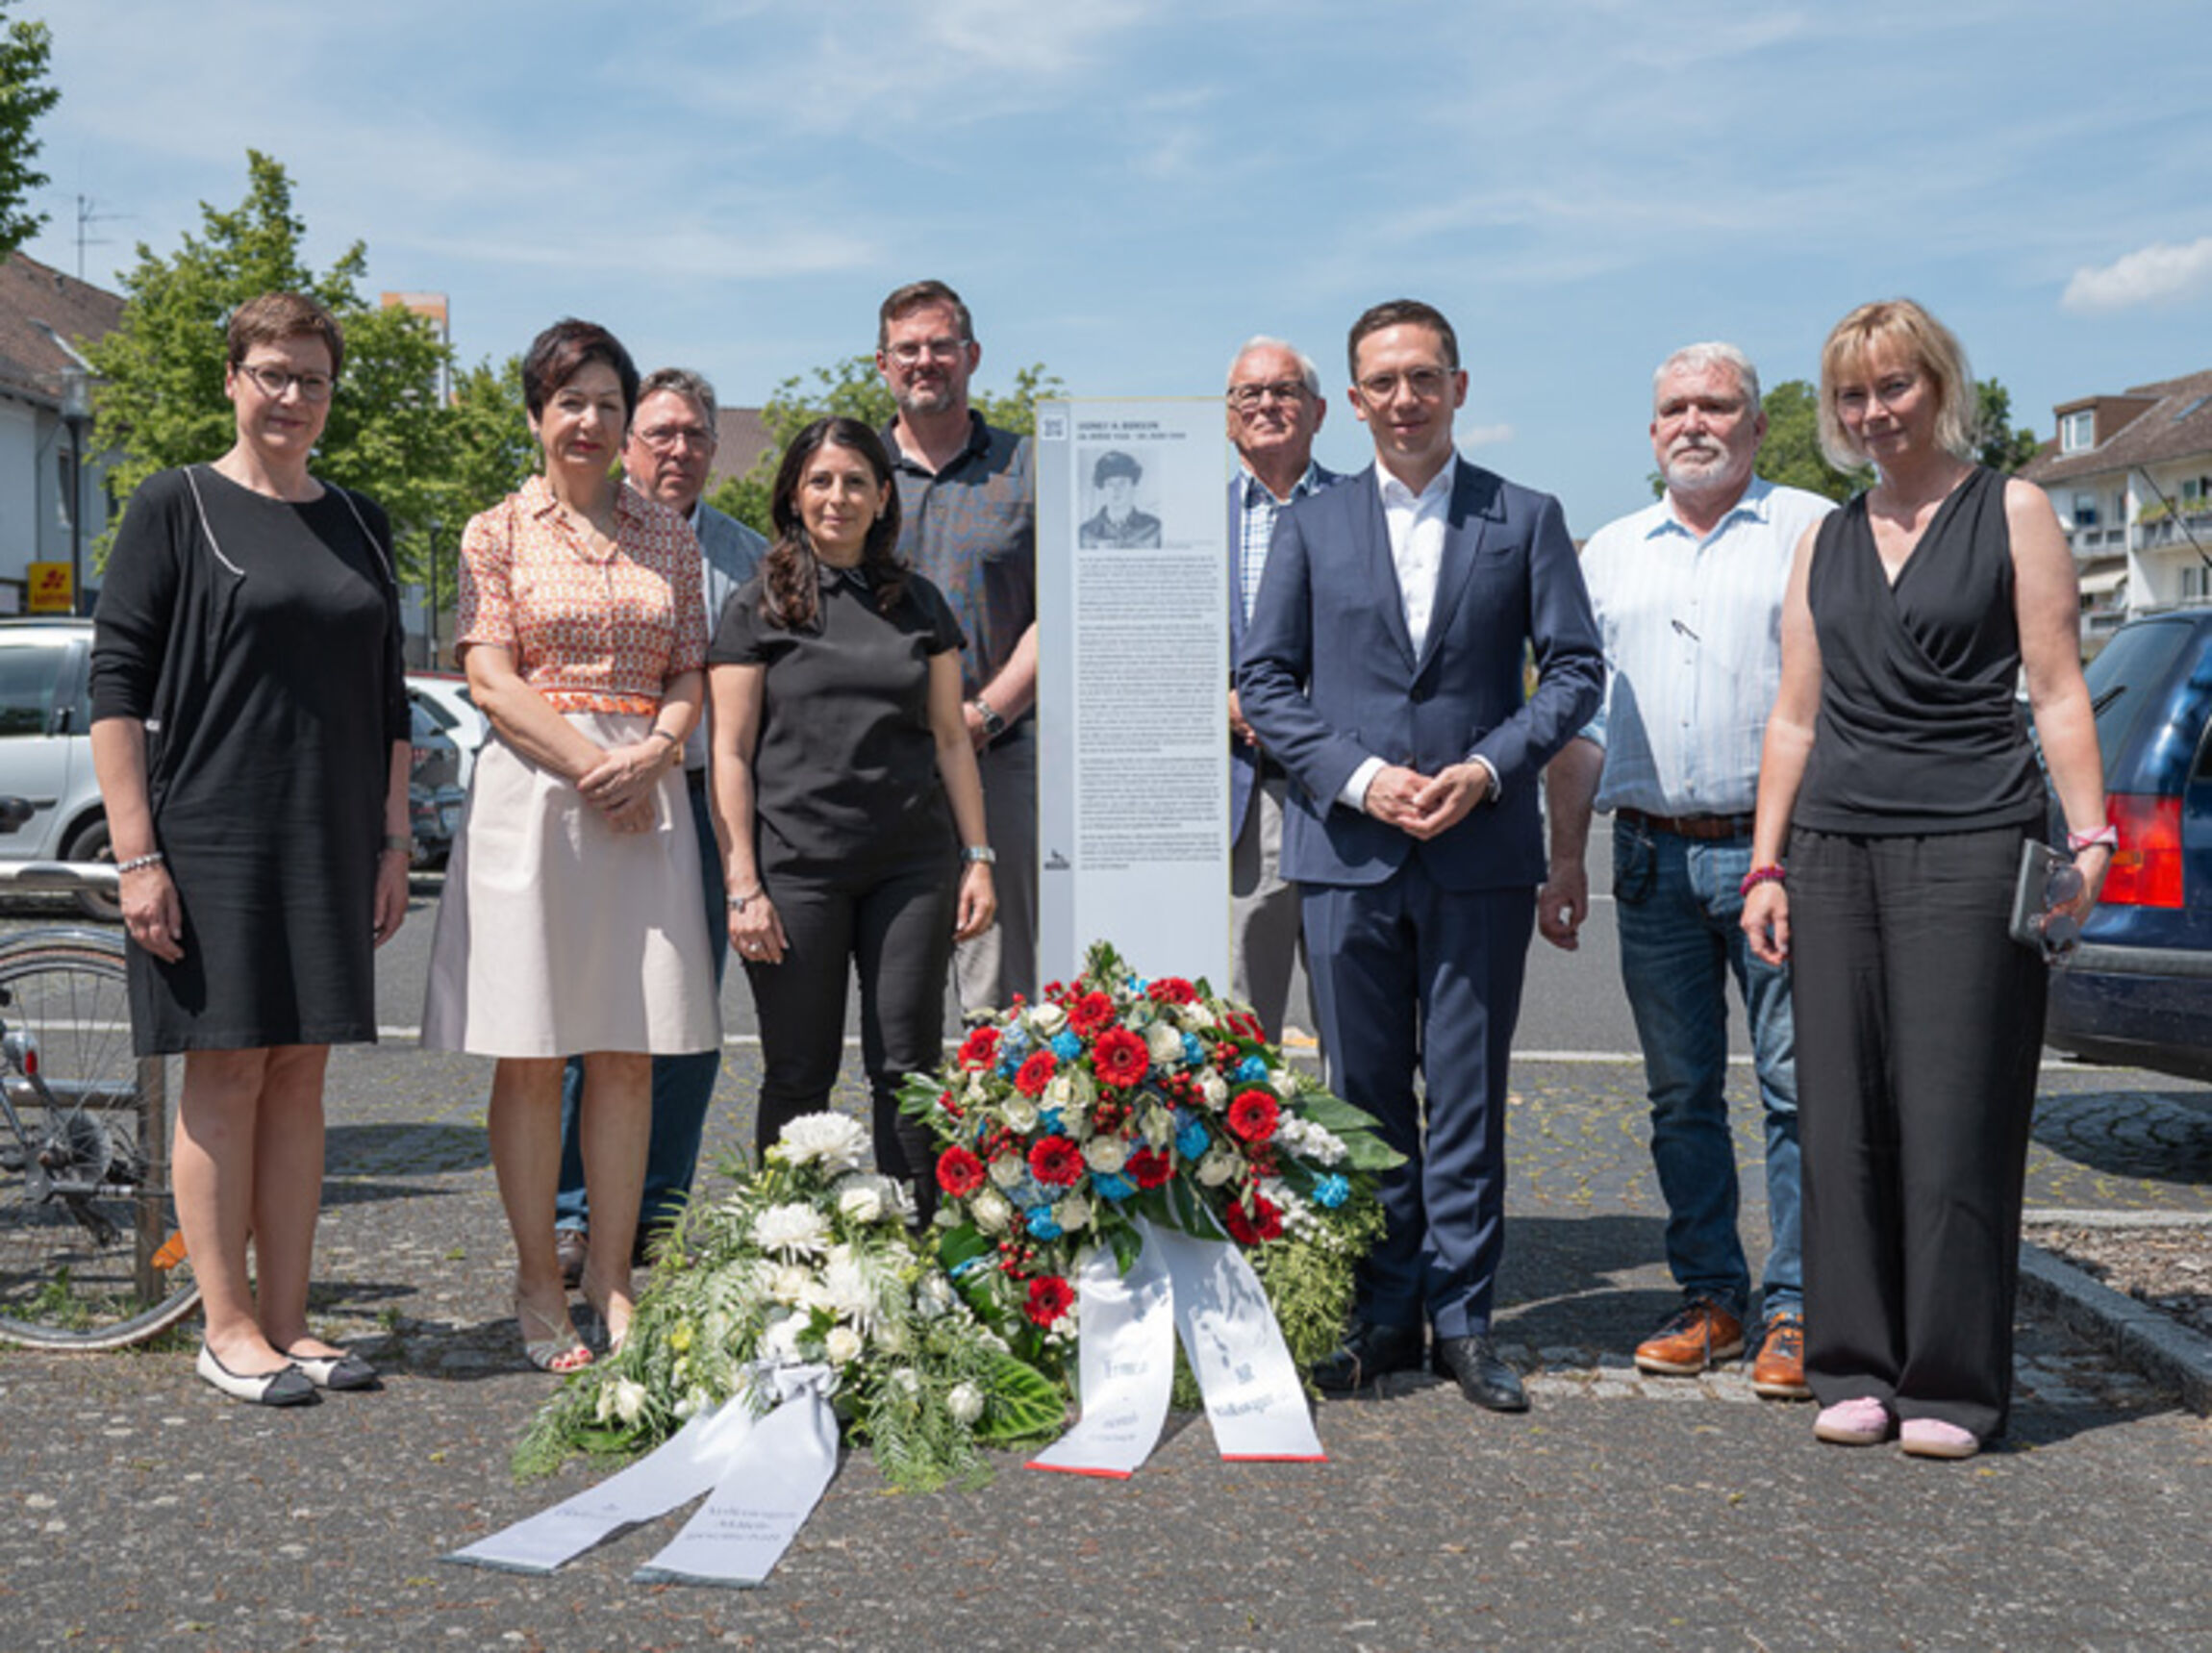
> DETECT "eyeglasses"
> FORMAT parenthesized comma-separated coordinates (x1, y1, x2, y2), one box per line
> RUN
(885, 337, 968, 366)
(636, 425, 715, 453)
(2039, 862, 2087, 963)
(1355, 366, 1451, 403)
(1227, 380, 1312, 411)
(237, 363, 336, 402)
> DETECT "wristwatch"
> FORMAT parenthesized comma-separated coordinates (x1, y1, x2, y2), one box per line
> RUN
(970, 697, 1007, 740)
(963, 846, 996, 865)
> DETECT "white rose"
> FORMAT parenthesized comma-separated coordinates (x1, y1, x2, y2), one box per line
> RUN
(1196, 1148, 1241, 1187)
(1044, 1073, 1074, 1108)
(836, 1180, 887, 1224)
(1197, 1070, 1229, 1109)
(1144, 1021, 1185, 1064)
(946, 1382, 985, 1425)
(1140, 1106, 1174, 1148)
(989, 1152, 1027, 1190)
(1069, 1066, 1097, 1106)
(1053, 1192, 1093, 1233)
(824, 1325, 864, 1365)
(972, 1190, 1013, 1234)
(1272, 1067, 1300, 1099)
(1027, 1003, 1068, 1037)
(1000, 1094, 1040, 1133)
(1083, 1136, 1127, 1174)
(1179, 1003, 1217, 1032)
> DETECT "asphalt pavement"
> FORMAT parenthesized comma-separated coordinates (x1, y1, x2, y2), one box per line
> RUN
(1, 858, 2208, 1651)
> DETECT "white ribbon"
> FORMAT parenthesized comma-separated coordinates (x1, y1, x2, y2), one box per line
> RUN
(633, 1365, 841, 1589)
(1146, 1220, 1327, 1463)
(1028, 1219, 1324, 1475)
(1026, 1236, 1176, 1478)
(444, 1396, 762, 1574)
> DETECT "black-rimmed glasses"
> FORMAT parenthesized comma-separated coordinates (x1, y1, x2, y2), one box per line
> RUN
(237, 363, 336, 402)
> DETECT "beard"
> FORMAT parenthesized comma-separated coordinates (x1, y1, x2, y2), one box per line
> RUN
(1661, 441, 1744, 498)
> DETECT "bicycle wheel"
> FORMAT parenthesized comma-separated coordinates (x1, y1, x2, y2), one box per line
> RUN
(0, 933, 199, 1349)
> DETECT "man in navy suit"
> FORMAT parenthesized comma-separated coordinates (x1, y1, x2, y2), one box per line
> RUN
(1225, 337, 1340, 1043)
(1238, 299, 1602, 1412)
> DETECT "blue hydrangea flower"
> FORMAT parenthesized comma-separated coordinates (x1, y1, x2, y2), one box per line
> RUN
(1039, 1107, 1064, 1134)
(1092, 1172, 1136, 1202)
(1312, 1174, 1350, 1209)
(1176, 1118, 1211, 1160)
(1181, 1033, 1205, 1067)
(1026, 1209, 1063, 1241)
(1051, 1031, 1082, 1062)
(1237, 1056, 1269, 1083)
(949, 1256, 990, 1280)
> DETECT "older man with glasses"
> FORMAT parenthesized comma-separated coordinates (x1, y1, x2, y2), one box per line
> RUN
(554, 367, 767, 1287)
(1536, 342, 1833, 1399)
(1224, 338, 1341, 1046)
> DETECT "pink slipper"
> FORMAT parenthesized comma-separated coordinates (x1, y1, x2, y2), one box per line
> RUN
(1813, 1395, 1891, 1445)
(1899, 1417, 1979, 1460)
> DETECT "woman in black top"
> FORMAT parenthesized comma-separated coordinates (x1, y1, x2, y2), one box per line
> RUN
(1743, 300, 2109, 1459)
(709, 418, 995, 1213)
(89, 292, 413, 1406)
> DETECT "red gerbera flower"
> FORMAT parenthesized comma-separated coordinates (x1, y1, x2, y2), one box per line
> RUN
(1227, 1089, 1280, 1143)
(1014, 1049, 1057, 1097)
(936, 1145, 987, 1197)
(1092, 1027, 1149, 1089)
(1222, 1191, 1282, 1246)
(1222, 1201, 1258, 1245)
(1251, 1190, 1284, 1241)
(1146, 977, 1197, 1006)
(1028, 1135, 1084, 1187)
(958, 1026, 1000, 1069)
(1024, 1275, 1076, 1327)
(1128, 1146, 1173, 1190)
(1067, 991, 1118, 1037)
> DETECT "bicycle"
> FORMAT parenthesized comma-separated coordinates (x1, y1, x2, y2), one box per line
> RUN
(0, 855, 197, 1348)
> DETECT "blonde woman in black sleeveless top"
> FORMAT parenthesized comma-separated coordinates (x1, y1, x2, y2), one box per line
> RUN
(1741, 300, 2109, 1460)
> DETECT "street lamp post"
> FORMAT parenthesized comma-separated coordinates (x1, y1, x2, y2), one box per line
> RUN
(59, 365, 90, 617)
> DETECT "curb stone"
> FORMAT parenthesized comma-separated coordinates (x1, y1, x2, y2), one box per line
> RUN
(2019, 1241, 2212, 1416)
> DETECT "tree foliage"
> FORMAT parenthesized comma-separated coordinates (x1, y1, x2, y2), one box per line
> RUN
(709, 355, 1062, 537)
(81, 151, 536, 592)
(0, 1, 58, 261)
(1753, 379, 1866, 504)
(1974, 378, 2044, 474)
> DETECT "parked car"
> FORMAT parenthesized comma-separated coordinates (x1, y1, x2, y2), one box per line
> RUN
(0, 618, 116, 919)
(407, 671, 488, 792)
(2045, 609, 2212, 1083)
(409, 703, 467, 868)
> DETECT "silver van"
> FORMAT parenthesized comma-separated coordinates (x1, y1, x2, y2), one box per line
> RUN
(0, 618, 114, 919)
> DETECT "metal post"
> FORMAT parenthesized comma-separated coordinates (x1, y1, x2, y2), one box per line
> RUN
(60, 366, 91, 617)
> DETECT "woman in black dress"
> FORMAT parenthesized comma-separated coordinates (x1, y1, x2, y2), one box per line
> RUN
(708, 418, 995, 1215)
(1742, 299, 2109, 1459)
(90, 293, 413, 1406)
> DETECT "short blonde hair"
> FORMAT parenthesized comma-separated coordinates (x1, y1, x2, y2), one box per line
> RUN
(1817, 298, 1976, 470)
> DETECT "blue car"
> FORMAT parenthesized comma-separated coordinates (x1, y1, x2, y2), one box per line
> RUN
(2045, 609, 2212, 1083)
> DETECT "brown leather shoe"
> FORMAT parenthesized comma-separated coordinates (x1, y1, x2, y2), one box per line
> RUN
(1634, 1299, 1745, 1375)
(555, 1228, 589, 1290)
(1750, 1313, 1812, 1399)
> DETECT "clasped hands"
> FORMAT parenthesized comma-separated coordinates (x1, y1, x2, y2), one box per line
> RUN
(576, 738, 674, 834)
(1363, 761, 1492, 840)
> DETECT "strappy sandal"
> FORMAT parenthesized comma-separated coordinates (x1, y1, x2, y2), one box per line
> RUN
(514, 1288, 593, 1375)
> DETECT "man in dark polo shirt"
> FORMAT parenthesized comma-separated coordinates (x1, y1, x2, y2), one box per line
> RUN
(875, 279, 1037, 1014)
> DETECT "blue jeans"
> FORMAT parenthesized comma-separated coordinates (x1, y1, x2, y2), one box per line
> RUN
(555, 774, 727, 1236)
(1612, 819, 1800, 1322)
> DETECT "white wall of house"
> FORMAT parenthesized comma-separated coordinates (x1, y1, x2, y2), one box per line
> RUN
(0, 393, 115, 614)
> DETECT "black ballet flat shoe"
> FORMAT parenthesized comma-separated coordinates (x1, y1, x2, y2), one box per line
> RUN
(196, 1343, 317, 1408)
(284, 1345, 380, 1391)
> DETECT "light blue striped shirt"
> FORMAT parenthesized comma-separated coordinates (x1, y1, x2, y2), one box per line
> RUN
(1582, 477, 1835, 816)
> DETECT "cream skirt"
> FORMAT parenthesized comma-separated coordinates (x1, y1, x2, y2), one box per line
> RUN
(421, 710, 719, 1058)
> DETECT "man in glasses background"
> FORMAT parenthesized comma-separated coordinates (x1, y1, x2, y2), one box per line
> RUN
(1239, 299, 1602, 1414)
(1535, 342, 1833, 1399)
(1224, 337, 1341, 1048)
(555, 366, 767, 1287)
(876, 279, 1037, 1014)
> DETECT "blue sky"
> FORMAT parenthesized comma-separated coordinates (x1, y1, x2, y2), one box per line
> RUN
(21, 0, 2212, 534)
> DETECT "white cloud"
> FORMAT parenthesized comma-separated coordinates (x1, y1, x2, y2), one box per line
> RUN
(1459, 423, 1515, 447)
(2062, 238, 2212, 313)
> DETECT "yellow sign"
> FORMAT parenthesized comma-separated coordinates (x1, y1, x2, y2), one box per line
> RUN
(26, 563, 72, 614)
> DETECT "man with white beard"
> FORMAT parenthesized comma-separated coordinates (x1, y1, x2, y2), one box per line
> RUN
(1536, 343, 1832, 1400)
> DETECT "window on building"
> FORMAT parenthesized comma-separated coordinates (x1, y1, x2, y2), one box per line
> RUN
(2072, 492, 2099, 527)
(2183, 564, 2210, 602)
(2061, 411, 2096, 452)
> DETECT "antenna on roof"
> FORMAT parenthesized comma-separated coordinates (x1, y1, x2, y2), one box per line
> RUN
(71, 194, 121, 283)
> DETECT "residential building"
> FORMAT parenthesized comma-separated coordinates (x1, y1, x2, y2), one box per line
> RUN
(0, 253, 123, 616)
(2022, 367, 2212, 644)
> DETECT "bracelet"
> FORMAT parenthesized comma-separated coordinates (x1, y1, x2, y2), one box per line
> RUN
(726, 886, 765, 913)
(648, 729, 681, 751)
(1739, 864, 1786, 897)
(382, 834, 412, 855)
(116, 851, 165, 875)
(963, 845, 996, 865)
(2066, 824, 2119, 852)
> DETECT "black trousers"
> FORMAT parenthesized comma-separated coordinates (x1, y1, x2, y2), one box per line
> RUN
(742, 851, 956, 1217)
(1788, 823, 2046, 1440)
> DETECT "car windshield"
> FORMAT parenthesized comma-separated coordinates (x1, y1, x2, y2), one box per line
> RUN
(2084, 620, 2192, 783)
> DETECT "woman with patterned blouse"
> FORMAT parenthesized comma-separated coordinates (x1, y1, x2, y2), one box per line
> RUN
(423, 319, 717, 1371)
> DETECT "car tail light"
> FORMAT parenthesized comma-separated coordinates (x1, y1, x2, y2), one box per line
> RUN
(2099, 793, 2184, 909)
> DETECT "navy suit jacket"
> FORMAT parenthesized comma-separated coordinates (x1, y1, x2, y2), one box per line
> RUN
(1227, 463, 1342, 837)
(1236, 457, 1603, 891)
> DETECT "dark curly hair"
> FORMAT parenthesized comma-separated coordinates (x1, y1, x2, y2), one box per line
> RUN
(759, 417, 908, 630)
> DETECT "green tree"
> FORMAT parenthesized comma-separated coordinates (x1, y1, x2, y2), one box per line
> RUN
(82, 151, 454, 574)
(1974, 378, 2043, 473)
(1755, 379, 1866, 503)
(413, 354, 535, 614)
(709, 354, 1062, 537)
(0, 1, 59, 260)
